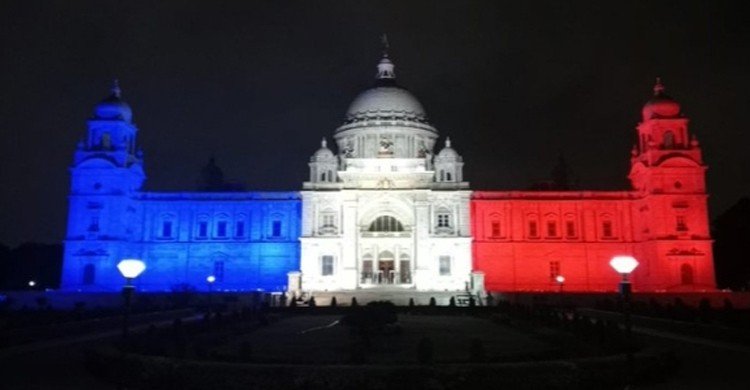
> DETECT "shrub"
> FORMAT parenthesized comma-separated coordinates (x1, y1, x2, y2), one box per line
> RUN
(308, 297, 316, 307)
(351, 297, 358, 307)
(409, 298, 415, 307)
(449, 297, 456, 307)
(330, 296, 337, 307)
(429, 297, 436, 306)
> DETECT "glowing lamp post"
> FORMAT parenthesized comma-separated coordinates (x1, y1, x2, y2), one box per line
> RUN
(117, 259, 146, 339)
(28, 280, 36, 288)
(555, 275, 565, 293)
(206, 275, 216, 316)
(609, 255, 639, 382)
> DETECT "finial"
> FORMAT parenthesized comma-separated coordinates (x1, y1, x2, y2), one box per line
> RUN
(653, 77, 665, 96)
(445, 137, 452, 148)
(111, 78, 122, 98)
(321, 137, 327, 148)
(381, 33, 390, 58)
(376, 35, 396, 79)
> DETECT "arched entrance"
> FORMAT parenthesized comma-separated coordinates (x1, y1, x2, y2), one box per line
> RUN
(681, 263, 694, 285)
(378, 250, 395, 284)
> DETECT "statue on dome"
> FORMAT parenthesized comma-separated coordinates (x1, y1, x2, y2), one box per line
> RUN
(417, 140, 429, 158)
(379, 137, 394, 156)
(342, 140, 355, 158)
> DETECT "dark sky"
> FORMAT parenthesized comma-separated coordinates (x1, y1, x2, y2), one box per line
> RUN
(0, 0, 748, 246)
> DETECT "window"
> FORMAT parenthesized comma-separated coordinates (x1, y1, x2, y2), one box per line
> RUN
(549, 261, 560, 281)
(322, 214, 335, 227)
(320, 172, 326, 181)
(528, 221, 538, 238)
(437, 213, 451, 228)
(602, 220, 613, 238)
(88, 215, 100, 232)
(663, 131, 675, 149)
(235, 221, 245, 237)
(217, 221, 228, 237)
(439, 256, 451, 276)
(270, 220, 283, 237)
(162, 220, 173, 238)
(446, 172, 452, 181)
(214, 261, 225, 282)
(321, 255, 334, 276)
(676, 216, 688, 232)
(565, 221, 576, 238)
(547, 221, 557, 237)
(82, 264, 95, 285)
(368, 216, 405, 232)
(491, 221, 501, 237)
(198, 221, 208, 238)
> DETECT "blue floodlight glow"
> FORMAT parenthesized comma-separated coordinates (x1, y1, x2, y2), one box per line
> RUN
(60, 85, 301, 292)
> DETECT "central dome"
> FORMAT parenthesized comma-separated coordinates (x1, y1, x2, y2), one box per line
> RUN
(333, 53, 439, 159)
(346, 82, 427, 121)
(342, 57, 429, 125)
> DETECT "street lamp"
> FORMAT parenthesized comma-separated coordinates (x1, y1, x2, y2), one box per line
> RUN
(609, 255, 639, 384)
(28, 280, 36, 288)
(555, 275, 565, 293)
(206, 275, 216, 317)
(117, 259, 146, 339)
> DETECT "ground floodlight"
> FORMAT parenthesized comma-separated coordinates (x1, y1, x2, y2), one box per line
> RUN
(609, 255, 639, 275)
(117, 259, 146, 279)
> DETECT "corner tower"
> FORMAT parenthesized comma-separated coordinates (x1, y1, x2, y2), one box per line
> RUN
(61, 81, 145, 290)
(629, 78, 715, 290)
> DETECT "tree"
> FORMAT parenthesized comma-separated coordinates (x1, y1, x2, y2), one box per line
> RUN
(713, 197, 750, 290)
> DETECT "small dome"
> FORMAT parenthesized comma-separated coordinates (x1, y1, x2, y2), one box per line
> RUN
(93, 80, 133, 123)
(311, 138, 336, 161)
(436, 137, 460, 160)
(642, 78, 681, 120)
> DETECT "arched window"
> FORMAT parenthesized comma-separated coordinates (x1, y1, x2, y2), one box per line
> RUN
(215, 213, 229, 238)
(101, 132, 111, 149)
(446, 172, 452, 181)
(663, 131, 675, 149)
(82, 264, 95, 285)
(564, 213, 577, 238)
(681, 263, 694, 285)
(368, 216, 404, 232)
(320, 172, 326, 181)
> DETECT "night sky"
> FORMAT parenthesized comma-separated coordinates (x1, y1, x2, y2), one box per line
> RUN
(0, 1, 748, 246)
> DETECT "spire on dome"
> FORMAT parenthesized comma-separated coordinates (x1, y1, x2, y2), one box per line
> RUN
(445, 137, 452, 148)
(111, 79, 122, 98)
(321, 137, 327, 148)
(376, 34, 396, 79)
(381, 33, 390, 58)
(653, 77, 665, 96)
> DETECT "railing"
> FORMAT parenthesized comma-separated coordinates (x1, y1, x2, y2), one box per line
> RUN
(360, 271, 412, 285)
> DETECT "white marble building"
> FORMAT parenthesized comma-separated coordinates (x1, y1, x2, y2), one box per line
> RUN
(294, 53, 473, 293)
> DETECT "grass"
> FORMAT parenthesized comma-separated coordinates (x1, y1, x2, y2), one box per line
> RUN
(212, 314, 552, 364)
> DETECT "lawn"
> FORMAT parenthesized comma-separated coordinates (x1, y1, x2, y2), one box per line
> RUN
(214, 314, 552, 364)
